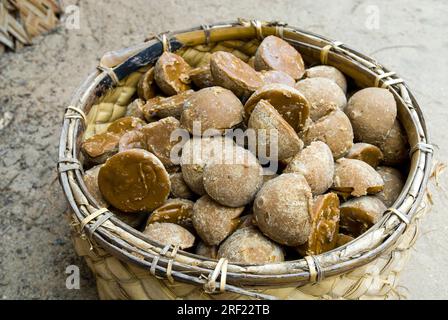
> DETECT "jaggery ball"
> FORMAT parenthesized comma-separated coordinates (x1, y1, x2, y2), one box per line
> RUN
(378, 120, 409, 165)
(192, 195, 244, 246)
(259, 70, 296, 87)
(346, 143, 384, 168)
(217, 227, 285, 265)
(345, 87, 397, 145)
(375, 166, 405, 207)
(143, 222, 195, 249)
(305, 65, 348, 93)
(295, 77, 347, 121)
(195, 242, 218, 259)
(284, 141, 334, 195)
(169, 172, 196, 200)
(303, 109, 354, 159)
(253, 173, 312, 246)
(147, 198, 194, 229)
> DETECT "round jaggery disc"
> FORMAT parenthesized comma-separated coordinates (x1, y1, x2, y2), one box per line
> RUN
(295, 77, 347, 121)
(254, 35, 305, 80)
(303, 109, 354, 159)
(217, 227, 284, 265)
(98, 149, 170, 213)
(339, 196, 387, 237)
(137, 67, 157, 101)
(169, 172, 196, 200)
(181, 87, 244, 136)
(248, 99, 303, 161)
(154, 52, 192, 96)
(253, 173, 313, 246)
(378, 119, 409, 166)
(346, 143, 384, 168)
(192, 195, 244, 246)
(345, 87, 397, 145)
(143, 222, 195, 249)
(210, 51, 264, 99)
(143, 90, 194, 122)
(147, 198, 194, 229)
(284, 141, 334, 195)
(244, 84, 310, 132)
(259, 70, 295, 87)
(305, 65, 348, 94)
(375, 166, 405, 207)
(332, 158, 384, 197)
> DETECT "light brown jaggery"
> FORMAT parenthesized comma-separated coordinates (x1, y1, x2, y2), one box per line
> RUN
(142, 90, 194, 121)
(375, 166, 405, 207)
(378, 119, 409, 165)
(137, 67, 157, 101)
(154, 52, 192, 96)
(83, 164, 108, 208)
(346, 142, 384, 168)
(169, 172, 196, 200)
(305, 65, 348, 93)
(259, 70, 295, 87)
(143, 222, 195, 249)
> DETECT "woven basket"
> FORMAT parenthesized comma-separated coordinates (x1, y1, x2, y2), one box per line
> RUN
(58, 20, 434, 300)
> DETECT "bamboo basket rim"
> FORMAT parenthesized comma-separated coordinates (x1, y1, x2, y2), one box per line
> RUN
(58, 19, 433, 300)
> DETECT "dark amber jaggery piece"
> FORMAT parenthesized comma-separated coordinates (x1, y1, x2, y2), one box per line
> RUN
(137, 67, 157, 101)
(346, 143, 384, 168)
(189, 65, 215, 88)
(82, 132, 120, 164)
(142, 90, 194, 122)
(154, 52, 192, 96)
(106, 116, 146, 135)
(98, 149, 170, 213)
(147, 198, 194, 229)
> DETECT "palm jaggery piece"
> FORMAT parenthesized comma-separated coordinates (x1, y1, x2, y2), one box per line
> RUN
(106, 116, 146, 135)
(137, 67, 157, 101)
(98, 149, 170, 213)
(189, 65, 215, 88)
(346, 143, 384, 168)
(154, 52, 192, 96)
(147, 198, 194, 229)
(82, 132, 120, 164)
(143, 222, 195, 249)
(143, 90, 194, 122)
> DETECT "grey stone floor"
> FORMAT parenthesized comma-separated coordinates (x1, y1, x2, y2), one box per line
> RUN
(0, 0, 446, 299)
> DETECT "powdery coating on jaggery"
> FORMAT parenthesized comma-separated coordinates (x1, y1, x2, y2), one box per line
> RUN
(378, 119, 409, 166)
(210, 51, 264, 99)
(254, 36, 305, 80)
(137, 67, 157, 101)
(119, 117, 182, 168)
(195, 242, 218, 259)
(180, 87, 244, 135)
(244, 83, 310, 132)
(346, 142, 384, 168)
(217, 227, 285, 265)
(203, 145, 264, 207)
(83, 164, 109, 208)
(305, 65, 348, 93)
(284, 141, 334, 195)
(98, 149, 170, 213)
(333, 158, 384, 197)
(143, 90, 194, 121)
(259, 70, 295, 87)
(295, 77, 347, 121)
(345, 87, 397, 145)
(339, 196, 387, 237)
(253, 173, 312, 246)
(192, 195, 244, 246)
(181, 136, 235, 195)
(154, 52, 192, 96)
(375, 166, 405, 207)
(248, 100, 303, 161)
(303, 109, 354, 159)
(169, 172, 196, 200)
(143, 222, 195, 249)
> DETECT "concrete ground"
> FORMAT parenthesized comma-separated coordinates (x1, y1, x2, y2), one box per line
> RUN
(0, 0, 446, 299)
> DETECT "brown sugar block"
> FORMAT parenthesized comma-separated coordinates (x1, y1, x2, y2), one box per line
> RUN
(181, 137, 235, 195)
(217, 227, 284, 265)
(147, 198, 194, 230)
(154, 52, 192, 96)
(345, 87, 397, 145)
(303, 109, 354, 159)
(244, 84, 310, 132)
(299, 193, 340, 255)
(169, 173, 196, 200)
(203, 146, 264, 207)
(253, 173, 312, 246)
(339, 196, 387, 237)
(180, 87, 244, 135)
(125, 99, 146, 120)
(189, 65, 215, 88)
(248, 100, 303, 161)
(137, 67, 157, 101)
(375, 166, 405, 207)
(143, 90, 194, 122)
(106, 116, 146, 135)
(192, 195, 244, 246)
(210, 51, 264, 99)
(305, 65, 348, 93)
(98, 149, 170, 213)
(295, 77, 347, 121)
(336, 233, 354, 247)
(143, 222, 195, 249)
(195, 242, 218, 259)
(284, 141, 334, 195)
(260, 70, 295, 87)
(83, 165, 109, 208)
(378, 120, 409, 166)
(346, 143, 384, 168)
(119, 117, 182, 168)
(254, 35, 305, 80)
(332, 158, 384, 197)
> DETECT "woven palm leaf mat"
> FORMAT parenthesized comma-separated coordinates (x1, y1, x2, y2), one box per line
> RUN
(0, 0, 60, 55)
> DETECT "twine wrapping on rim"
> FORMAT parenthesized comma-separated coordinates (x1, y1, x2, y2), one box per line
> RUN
(320, 41, 343, 65)
(410, 142, 435, 156)
(251, 20, 264, 40)
(304, 255, 323, 283)
(385, 208, 410, 228)
(156, 33, 171, 52)
(150, 244, 182, 283)
(57, 157, 82, 173)
(65, 106, 87, 124)
(97, 65, 120, 85)
(204, 258, 229, 294)
(80, 208, 110, 230)
(201, 24, 212, 45)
